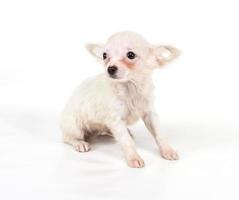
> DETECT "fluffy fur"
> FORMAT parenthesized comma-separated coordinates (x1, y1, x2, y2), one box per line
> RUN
(60, 31, 180, 168)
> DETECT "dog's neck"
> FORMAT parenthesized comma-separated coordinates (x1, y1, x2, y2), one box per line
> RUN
(110, 71, 154, 124)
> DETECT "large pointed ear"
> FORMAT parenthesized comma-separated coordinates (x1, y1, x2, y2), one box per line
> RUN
(152, 45, 180, 67)
(85, 43, 104, 59)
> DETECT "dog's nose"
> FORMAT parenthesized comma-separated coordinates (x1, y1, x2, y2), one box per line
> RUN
(107, 66, 118, 75)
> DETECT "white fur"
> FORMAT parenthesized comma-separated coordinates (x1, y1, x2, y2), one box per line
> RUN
(61, 31, 180, 168)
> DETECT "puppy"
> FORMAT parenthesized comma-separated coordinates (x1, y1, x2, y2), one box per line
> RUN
(60, 31, 180, 168)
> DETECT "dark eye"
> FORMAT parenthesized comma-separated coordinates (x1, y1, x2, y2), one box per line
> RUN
(127, 51, 136, 59)
(103, 52, 107, 60)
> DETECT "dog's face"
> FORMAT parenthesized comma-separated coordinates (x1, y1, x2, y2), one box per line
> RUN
(86, 32, 180, 81)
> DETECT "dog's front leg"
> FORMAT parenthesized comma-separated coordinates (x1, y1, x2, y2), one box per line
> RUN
(142, 112, 179, 160)
(110, 122, 144, 168)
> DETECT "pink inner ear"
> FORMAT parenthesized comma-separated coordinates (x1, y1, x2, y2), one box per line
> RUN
(156, 55, 167, 66)
(154, 45, 180, 67)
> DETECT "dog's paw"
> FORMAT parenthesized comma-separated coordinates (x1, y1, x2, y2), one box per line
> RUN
(160, 143, 179, 160)
(73, 141, 91, 152)
(127, 155, 145, 168)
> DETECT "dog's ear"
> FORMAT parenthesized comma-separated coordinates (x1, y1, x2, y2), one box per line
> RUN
(85, 43, 104, 59)
(151, 45, 180, 67)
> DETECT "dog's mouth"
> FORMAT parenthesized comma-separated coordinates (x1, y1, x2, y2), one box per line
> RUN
(109, 74, 117, 79)
(108, 74, 127, 82)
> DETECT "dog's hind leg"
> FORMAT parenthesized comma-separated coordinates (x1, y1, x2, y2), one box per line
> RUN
(61, 115, 91, 152)
(63, 133, 91, 152)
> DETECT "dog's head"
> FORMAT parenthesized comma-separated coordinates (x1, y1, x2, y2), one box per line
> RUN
(86, 31, 180, 81)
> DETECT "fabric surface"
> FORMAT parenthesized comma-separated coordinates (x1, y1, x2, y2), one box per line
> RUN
(0, 106, 238, 200)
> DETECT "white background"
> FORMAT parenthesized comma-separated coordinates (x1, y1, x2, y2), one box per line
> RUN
(0, 0, 239, 200)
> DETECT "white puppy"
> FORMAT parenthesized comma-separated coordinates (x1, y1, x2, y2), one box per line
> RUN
(60, 31, 180, 168)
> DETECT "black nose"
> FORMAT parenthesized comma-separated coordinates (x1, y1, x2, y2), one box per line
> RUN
(107, 66, 118, 75)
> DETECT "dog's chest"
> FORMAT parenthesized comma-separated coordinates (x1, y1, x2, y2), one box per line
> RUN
(117, 82, 152, 125)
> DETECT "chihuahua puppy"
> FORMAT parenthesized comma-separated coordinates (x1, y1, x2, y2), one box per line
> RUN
(61, 31, 180, 168)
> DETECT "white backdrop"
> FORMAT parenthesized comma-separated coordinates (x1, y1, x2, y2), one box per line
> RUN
(0, 0, 239, 200)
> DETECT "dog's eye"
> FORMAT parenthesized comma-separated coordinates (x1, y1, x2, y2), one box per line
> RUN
(127, 51, 136, 59)
(103, 52, 107, 60)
